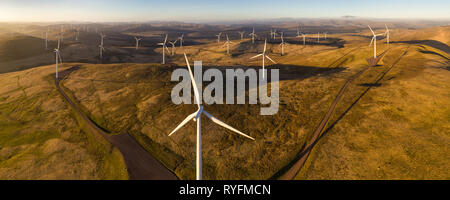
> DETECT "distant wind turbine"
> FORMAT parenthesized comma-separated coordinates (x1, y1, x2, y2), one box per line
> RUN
(169, 39, 178, 56)
(54, 38, 63, 79)
(75, 28, 80, 42)
(44, 31, 48, 50)
(384, 24, 390, 44)
(134, 37, 143, 50)
(368, 25, 384, 58)
(99, 33, 106, 60)
(169, 53, 255, 180)
(238, 31, 245, 41)
(223, 34, 232, 54)
(178, 33, 184, 47)
(100, 33, 106, 46)
(279, 32, 287, 56)
(249, 27, 257, 44)
(297, 32, 306, 45)
(99, 44, 105, 60)
(273, 29, 278, 39)
(270, 29, 275, 39)
(317, 32, 320, 43)
(250, 39, 276, 79)
(216, 32, 222, 44)
(157, 34, 170, 64)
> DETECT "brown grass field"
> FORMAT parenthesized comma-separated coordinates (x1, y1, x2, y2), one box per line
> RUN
(0, 23, 448, 179)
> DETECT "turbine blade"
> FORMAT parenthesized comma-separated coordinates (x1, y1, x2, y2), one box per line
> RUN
(250, 54, 263, 59)
(58, 52, 63, 64)
(203, 111, 255, 140)
(168, 112, 197, 136)
(184, 53, 201, 107)
(264, 39, 267, 52)
(166, 46, 171, 54)
(265, 55, 276, 64)
(369, 37, 374, 47)
(368, 25, 375, 35)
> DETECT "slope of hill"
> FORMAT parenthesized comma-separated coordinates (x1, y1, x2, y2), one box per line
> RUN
(0, 64, 128, 179)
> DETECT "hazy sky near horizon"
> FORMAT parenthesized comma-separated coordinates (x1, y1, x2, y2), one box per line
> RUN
(0, 0, 449, 22)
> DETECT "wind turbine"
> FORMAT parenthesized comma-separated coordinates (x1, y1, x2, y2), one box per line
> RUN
(99, 44, 105, 60)
(279, 32, 287, 56)
(54, 38, 63, 80)
(317, 32, 320, 43)
(178, 33, 184, 47)
(249, 27, 257, 44)
(384, 24, 390, 44)
(296, 26, 301, 37)
(216, 32, 222, 44)
(158, 34, 170, 64)
(169, 53, 255, 180)
(250, 39, 277, 79)
(169, 39, 178, 56)
(99, 33, 106, 46)
(368, 25, 384, 58)
(44, 31, 48, 50)
(273, 29, 278, 39)
(296, 30, 306, 45)
(223, 34, 232, 54)
(324, 32, 327, 40)
(238, 31, 245, 41)
(75, 28, 80, 42)
(270, 29, 275, 39)
(134, 37, 143, 50)
(298, 33, 306, 45)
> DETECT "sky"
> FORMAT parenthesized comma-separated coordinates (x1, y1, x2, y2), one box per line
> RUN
(0, 0, 449, 22)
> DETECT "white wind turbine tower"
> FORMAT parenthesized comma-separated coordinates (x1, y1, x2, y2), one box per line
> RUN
(298, 33, 306, 45)
(158, 34, 170, 64)
(44, 31, 48, 50)
(238, 31, 245, 41)
(99, 44, 105, 60)
(279, 32, 287, 56)
(384, 24, 390, 44)
(297, 27, 301, 37)
(54, 38, 63, 80)
(134, 37, 143, 50)
(99, 33, 106, 60)
(75, 28, 80, 42)
(169, 39, 178, 56)
(368, 25, 384, 59)
(250, 39, 277, 79)
(249, 27, 257, 44)
(216, 32, 222, 44)
(178, 33, 184, 47)
(270, 29, 275, 39)
(169, 53, 255, 180)
(273, 29, 278, 39)
(223, 34, 232, 54)
(99, 33, 106, 46)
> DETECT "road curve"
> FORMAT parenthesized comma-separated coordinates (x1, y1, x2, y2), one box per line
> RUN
(55, 66, 178, 180)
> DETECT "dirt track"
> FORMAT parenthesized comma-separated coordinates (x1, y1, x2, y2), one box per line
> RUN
(55, 67, 178, 180)
(278, 49, 393, 180)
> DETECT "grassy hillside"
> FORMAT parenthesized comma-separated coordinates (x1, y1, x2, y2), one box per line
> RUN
(0, 64, 128, 179)
(296, 44, 450, 180)
(0, 25, 448, 180)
